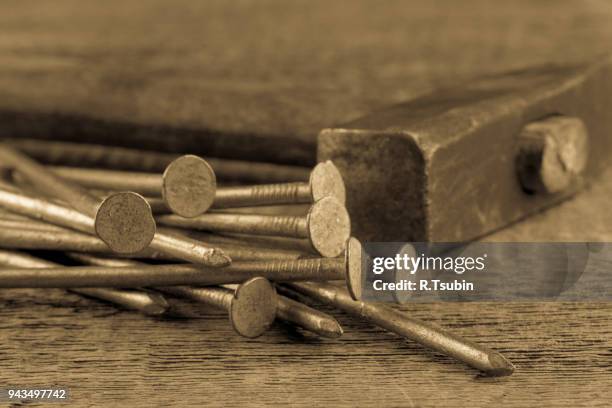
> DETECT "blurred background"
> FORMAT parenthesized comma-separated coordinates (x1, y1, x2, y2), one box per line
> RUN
(1, 0, 611, 164)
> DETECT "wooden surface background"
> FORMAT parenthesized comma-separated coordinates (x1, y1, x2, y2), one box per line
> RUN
(1, 1, 612, 407)
(1, 0, 612, 164)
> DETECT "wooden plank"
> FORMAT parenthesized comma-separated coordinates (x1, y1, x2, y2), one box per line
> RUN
(0, 293, 610, 407)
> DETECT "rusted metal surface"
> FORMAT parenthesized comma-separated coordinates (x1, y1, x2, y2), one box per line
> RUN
(6, 139, 311, 183)
(157, 197, 351, 258)
(0, 183, 99, 236)
(147, 229, 230, 267)
(225, 283, 344, 338)
(0, 250, 169, 316)
(212, 161, 345, 208)
(287, 282, 514, 377)
(0, 219, 300, 262)
(318, 56, 612, 242)
(0, 241, 361, 292)
(275, 292, 344, 338)
(0, 238, 363, 303)
(516, 116, 589, 194)
(160, 279, 277, 338)
(73, 253, 278, 338)
(0, 183, 230, 267)
(13, 155, 216, 218)
(161, 155, 217, 217)
(0, 143, 156, 253)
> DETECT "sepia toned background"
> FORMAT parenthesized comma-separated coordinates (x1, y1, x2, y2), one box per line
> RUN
(2, 0, 612, 164)
(0, 1, 611, 406)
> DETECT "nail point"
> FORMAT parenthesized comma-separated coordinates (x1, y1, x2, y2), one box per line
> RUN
(485, 351, 515, 377)
(319, 318, 344, 338)
(141, 292, 171, 316)
(209, 249, 232, 267)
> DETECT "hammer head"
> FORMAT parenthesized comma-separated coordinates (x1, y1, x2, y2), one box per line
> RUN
(319, 56, 612, 242)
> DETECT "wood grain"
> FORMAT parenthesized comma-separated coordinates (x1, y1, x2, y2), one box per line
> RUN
(0, 0, 611, 164)
(1, 292, 611, 407)
(1, 1, 612, 406)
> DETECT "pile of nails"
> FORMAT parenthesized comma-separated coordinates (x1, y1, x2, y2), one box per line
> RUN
(0, 139, 514, 377)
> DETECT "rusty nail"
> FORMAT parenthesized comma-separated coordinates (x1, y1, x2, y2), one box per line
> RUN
(161, 155, 216, 217)
(0, 262, 241, 288)
(48, 155, 216, 218)
(196, 233, 322, 257)
(156, 196, 351, 258)
(0, 217, 72, 232)
(78, 255, 337, 338)
(0, 182, 100, 236)
(148, 230, 230, 267)
(0, 222, 295, 262)
(212, 161, 345, 208)
(210, 204, 310, 216)
(0, 237, 361, 294)
(0, 250, 169, 316)
(273, 293, 343, 338)
(58, 160, 343, 214)
(69, 254, 277, 338)
(0, 144, 156, 253)
(160, 280, 277, 338)
(226, 283, 343, 338)
(157, 227, 305, 261)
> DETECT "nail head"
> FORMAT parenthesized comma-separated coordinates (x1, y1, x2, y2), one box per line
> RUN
(310, 161, 346, 204)
(345, 237, 363, 301)
(307, 197, 351, 258)
(230, 277, 277, 338)
(162, 155, 217, 217)
(95, 192, 156, 254)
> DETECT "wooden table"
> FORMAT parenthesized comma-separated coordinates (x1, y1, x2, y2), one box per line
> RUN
(1, 1, 611, 406)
